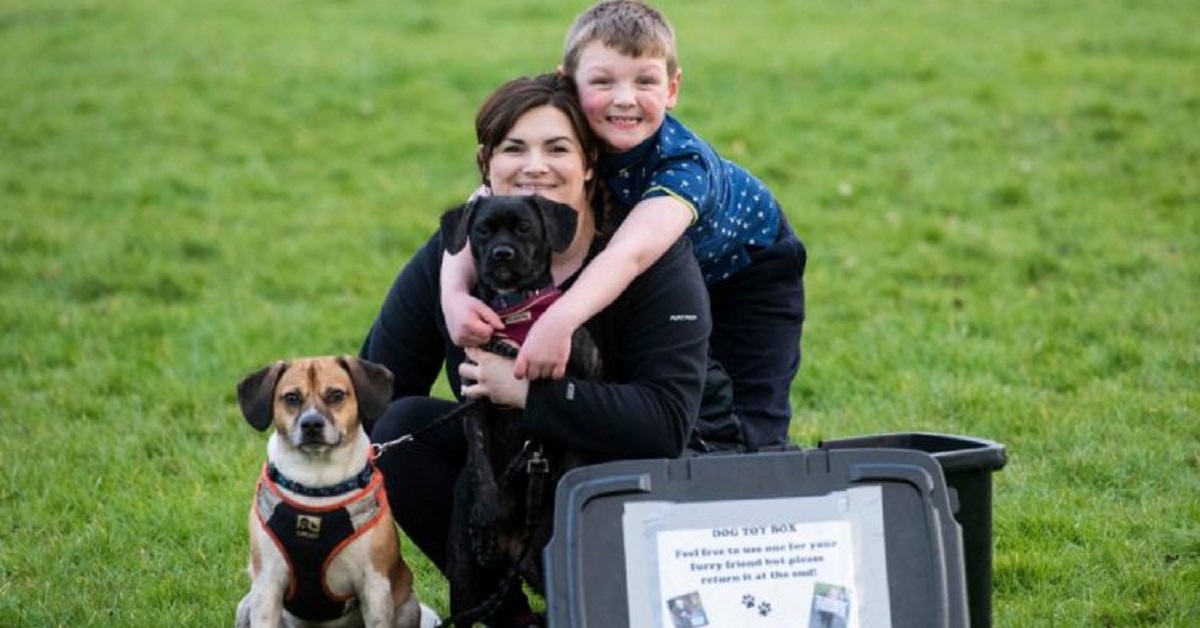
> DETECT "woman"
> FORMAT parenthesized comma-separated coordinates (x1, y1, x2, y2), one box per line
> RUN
(359, 74, 711, 627)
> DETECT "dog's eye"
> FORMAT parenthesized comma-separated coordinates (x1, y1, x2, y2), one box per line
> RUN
(515, 221, 534, 236)
(281, 391, 302, 406)
(473, 225, 492, 239)
(326, 389, 347, 404)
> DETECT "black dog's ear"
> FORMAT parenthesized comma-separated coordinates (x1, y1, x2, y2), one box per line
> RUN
(531, 196, 579, 253)
(440, 199, 478, 254)
(339, 356, 394, 425)
(237, 361, 288, 431)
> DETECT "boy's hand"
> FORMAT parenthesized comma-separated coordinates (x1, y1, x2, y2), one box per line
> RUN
(514, 310, 575, 380)
(443, 291, 503, 347)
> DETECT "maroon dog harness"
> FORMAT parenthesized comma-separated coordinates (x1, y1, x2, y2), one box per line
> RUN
(490, 287, 562, 346)
(253, 457, 390, 622)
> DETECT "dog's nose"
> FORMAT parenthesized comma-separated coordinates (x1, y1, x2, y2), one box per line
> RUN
(298, 414, 325, 435)
(490, 245, 515, 261)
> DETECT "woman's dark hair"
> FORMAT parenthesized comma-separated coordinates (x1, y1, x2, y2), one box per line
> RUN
(475, 73, 607, 228)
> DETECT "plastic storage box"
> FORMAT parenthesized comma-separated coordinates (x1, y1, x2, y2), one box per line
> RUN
(543, 447, 970, 627)
(820, 433, 1006, 628)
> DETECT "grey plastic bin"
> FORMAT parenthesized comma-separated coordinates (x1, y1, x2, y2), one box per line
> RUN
(820, 432, 1007, 628)
(543, 447, 970, 627)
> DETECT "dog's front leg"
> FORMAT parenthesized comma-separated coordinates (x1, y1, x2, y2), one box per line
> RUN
(463, 409, 501, 565)
(244, 578, 286, 628)
(243, 523, 289, 628)
(357, 570, 396, 628)
(235, 591, 253, 628)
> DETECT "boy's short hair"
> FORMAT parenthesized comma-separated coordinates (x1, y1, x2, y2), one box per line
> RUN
(562, 0, 678, 77)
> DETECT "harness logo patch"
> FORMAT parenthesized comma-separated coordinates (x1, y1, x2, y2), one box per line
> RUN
(503, 311, 532, 325)
(296, 514, 322, 540)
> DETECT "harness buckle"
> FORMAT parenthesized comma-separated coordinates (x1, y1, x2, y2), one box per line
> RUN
(525, 450, 549, 476)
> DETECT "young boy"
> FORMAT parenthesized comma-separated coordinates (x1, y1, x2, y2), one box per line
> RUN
(442, 0, 805, 450)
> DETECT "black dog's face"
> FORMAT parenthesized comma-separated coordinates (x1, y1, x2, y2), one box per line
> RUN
(469, 198, 550, 294)
(441, 196, 578, 296)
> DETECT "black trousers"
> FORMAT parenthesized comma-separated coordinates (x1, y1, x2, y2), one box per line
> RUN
(707, 221, 807, 449)
(371, 396, 534, 625)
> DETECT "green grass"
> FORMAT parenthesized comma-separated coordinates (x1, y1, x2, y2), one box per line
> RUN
(2, 0, 1197, 625)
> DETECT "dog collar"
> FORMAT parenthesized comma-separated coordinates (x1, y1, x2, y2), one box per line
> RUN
(488, 285, 559, 312)
(266, 461, 374, 498)
(490, 287, 562, 346)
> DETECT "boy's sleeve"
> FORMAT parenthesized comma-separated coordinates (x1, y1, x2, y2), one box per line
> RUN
(642, 151, 717, 223)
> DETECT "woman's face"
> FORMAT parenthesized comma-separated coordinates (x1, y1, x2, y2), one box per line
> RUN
(486, 105, 593, 213)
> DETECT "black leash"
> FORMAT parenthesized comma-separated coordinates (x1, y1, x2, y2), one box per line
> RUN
(435, 443, 550, 627)
(372, 339, 517, 459)
(370, 398, 482, 459)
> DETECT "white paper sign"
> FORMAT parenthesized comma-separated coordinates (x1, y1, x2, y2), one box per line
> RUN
(622, 488, 889, 628)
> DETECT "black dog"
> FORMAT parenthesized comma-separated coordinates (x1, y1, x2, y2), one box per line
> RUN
(439, 195, 601, 625)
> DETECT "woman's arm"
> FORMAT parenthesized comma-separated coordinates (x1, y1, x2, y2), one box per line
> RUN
(521, 237, 710, 459)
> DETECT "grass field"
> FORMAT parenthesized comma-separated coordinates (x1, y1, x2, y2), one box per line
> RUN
(1, 0, 1197, 625)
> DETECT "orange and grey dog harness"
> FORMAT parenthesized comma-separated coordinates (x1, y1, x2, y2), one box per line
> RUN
(253, 458, 390, 622)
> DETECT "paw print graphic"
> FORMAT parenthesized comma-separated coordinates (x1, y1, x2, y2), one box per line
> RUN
(741, 594, 756, 609)
(757, 601, 772, 617)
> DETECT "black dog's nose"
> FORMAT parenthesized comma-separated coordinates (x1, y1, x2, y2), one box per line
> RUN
(490, 245, 515, 261)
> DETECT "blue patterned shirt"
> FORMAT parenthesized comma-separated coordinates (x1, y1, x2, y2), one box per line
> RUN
(599, 114, 782, 284)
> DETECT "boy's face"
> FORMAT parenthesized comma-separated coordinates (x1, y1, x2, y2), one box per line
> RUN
(570, 40, 680, 154)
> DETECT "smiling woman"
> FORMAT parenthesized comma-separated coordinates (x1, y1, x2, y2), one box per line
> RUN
(485, 109, 594, 216)
(359, 73, 715, 627)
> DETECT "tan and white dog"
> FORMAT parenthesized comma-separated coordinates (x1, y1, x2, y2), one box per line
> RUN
(234, 356, 438, 628)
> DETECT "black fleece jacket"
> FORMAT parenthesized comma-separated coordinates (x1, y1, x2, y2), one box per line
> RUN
(359, 231, 710, 460)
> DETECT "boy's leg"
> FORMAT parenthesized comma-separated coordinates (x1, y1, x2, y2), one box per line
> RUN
(708, 226, 806, 450)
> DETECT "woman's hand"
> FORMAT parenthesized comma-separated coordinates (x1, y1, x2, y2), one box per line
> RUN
(460, 346, 530, 409)
(514, 308, 575, 380)
(443, 291, 503, 348)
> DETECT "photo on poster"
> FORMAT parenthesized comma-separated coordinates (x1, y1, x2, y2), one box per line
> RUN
(665, 591, 709, 628)
(808, 582, 851, 628)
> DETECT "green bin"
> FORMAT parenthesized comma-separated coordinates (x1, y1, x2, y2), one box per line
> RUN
(819, 432, 1006, 628)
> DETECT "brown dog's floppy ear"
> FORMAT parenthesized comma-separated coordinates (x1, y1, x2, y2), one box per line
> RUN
(440, 199, 478, 255)
(339, 356, 394, 425)
(237, 361, 288, 431)
(532, 196, 579, 253)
